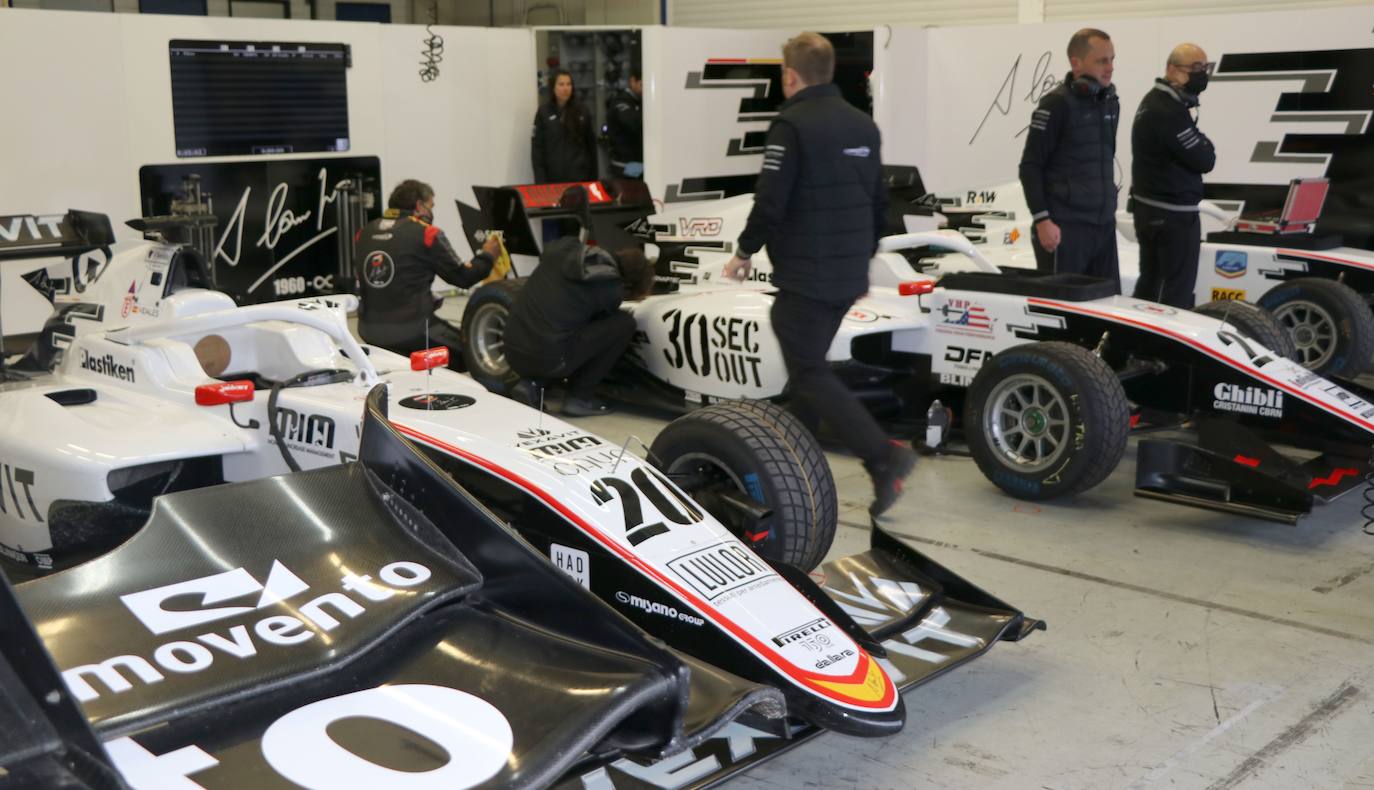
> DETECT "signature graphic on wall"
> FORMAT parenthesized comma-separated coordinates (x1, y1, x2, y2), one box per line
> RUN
(969, 51, 1060, 146)
(139, 157, 381, 304)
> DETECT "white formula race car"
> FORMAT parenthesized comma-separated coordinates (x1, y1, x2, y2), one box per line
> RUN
(929, 181, 1374, 378)
(0, 210, 1038, 788)
(460, 189, 1374, 524)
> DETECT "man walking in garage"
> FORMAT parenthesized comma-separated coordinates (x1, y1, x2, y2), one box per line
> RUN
(722, 32, 915, 518)
(1019, 28, 1121, 284)
(355, 179, 500, 368)
(1130, 43, 1217, 308)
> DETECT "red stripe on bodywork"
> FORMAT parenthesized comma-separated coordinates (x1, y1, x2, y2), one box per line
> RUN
(1278, 249, 1374, 272)
(1309, 467, 1360, 489)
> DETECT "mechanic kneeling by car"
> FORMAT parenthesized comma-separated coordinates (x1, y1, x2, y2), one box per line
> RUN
(356, 179, 501, 367)
(504, 238, 654, 417)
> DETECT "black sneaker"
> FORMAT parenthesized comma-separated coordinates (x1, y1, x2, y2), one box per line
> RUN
(869, 441, 917, 518)
(561, 395, 614, 417)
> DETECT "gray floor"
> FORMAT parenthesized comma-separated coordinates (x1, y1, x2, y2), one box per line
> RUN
(568, 404, 1374, 790)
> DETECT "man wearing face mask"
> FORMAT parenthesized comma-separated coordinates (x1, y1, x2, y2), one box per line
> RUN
(1019, 28, 1120, 283)
(1129, 43, 1217, 308)
(356, 179, 499, 368)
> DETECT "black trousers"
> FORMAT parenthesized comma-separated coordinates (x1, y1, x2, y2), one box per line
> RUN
(1031, 220, 1121, 288)
(506, 311, 636, 398)
(1131, 204, 1200, 308)
(771, 290, 889, 467)
(361, 318, 466, 371)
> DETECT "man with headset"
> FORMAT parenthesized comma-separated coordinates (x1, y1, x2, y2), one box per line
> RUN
(1130, 43, 1216, 308)
(1019, 28, 1121, 284)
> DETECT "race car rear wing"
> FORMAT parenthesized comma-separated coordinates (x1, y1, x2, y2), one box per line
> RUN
(0, 211, 116, 263)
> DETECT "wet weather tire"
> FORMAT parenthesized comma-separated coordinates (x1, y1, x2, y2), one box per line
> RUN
(965, 342, 1129, 501)
(1257, 277, 1374, 377)
(1193, 299, 1298, 362)
(651, 399, 837, 571)
(460, 278, 525, 394)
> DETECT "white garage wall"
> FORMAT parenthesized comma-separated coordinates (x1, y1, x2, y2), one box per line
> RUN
(669, 0, 1016, 28)
(668, 0, 1369, 27)
(0, 8, 534, 244)
(919, 4, 1374, 194)
(1044, 0, 1372, 21)
(0, 7, 533, 333)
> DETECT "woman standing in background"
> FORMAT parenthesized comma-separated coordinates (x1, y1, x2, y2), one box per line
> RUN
(531, 68, 597, 184)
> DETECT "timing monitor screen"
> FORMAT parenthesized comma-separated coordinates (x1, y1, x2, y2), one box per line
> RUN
(169, 40, 351, 158)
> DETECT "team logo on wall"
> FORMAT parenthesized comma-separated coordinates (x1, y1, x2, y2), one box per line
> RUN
(363, 251, 395, 289)
(668, 58, 785, 202)
(1210, 47, 1374, 245)
(1215, 250, 1248, 278)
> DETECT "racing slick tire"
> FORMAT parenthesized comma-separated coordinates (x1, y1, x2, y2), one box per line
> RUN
(1193, 299, 1299, 362)
(651, 399, 837, 572)
(461, 278, 525, 394)
(1257, 277, 1374, 377)
(965, 342, 1129, 501)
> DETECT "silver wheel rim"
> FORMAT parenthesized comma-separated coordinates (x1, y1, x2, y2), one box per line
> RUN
(1273, 299, 1337, 370)
(985, 373, 1071, 473)
(471, 303, 510, 375)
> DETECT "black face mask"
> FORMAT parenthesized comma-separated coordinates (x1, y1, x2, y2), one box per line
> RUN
(1185, 71, 1209, 95)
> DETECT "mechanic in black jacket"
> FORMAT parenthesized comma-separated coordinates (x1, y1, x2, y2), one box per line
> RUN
(355, 180, 499, 367)
(606, 67, 644, 180)
(723, 32, 915, 518)
(1130, 43, 1216, 308)
(504, 238, 654, 417)
(531, 69, 597, 184)
(1019, 28, 1121, 284)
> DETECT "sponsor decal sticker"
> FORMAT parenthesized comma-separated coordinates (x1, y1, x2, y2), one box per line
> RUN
(269, 408, 337, 458)
(516, 427, 620, 476)
(398, 393, 474, 411)
(771, 618, 833, 649)
(1131, 302, 1177, 316)
(845, 308, 879, 323)
(661, 309, 764, 388)
(0, 463, 43, 522)
(362, 250, 395, 288)
(549, 543, 590, 588)
(680, 217, 723, 237)
(1215, 250, 1248, 278)
(614, 590, 704, 626)
(1212, 382, 1284, 418)
(1211, 287, 1246, 301)
(79, 350, 135, 382)
(667, 541, 774, 602)
(121, 281, 138, 318)
(936, 298, 994, 337)
(65, 559, 433, 702)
